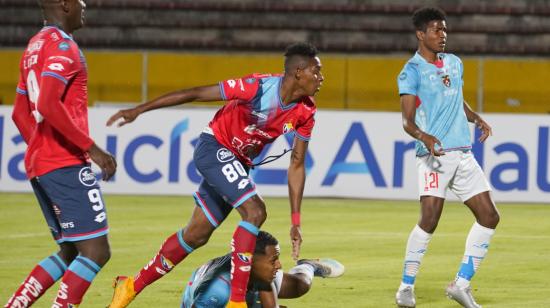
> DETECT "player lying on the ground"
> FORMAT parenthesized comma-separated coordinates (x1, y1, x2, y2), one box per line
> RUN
(180, 231, 344, 308)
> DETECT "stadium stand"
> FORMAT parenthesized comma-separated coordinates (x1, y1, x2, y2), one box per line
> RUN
(2, 0, 550, 55)
(1, 0, 549, 113)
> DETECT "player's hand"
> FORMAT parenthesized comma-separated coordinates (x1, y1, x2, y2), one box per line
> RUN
(420, 133, 445, 156)
(88, 143, 117, 181)
(475, 117, 492, 143)
(290, 225, 302, 261)
(106, 108, 140, 127)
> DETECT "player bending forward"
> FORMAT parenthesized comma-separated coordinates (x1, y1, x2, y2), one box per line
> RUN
(107, 42, 323, 308)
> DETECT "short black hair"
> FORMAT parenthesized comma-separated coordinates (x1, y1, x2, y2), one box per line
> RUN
(284, 42, 318, 58)
(412, 7, 446, 31)
(254, 231, 279, 255)
(284, 42, 319, 72)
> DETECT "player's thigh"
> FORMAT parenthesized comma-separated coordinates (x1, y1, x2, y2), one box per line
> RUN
(416, 152, 459, 199)
(192, 179, 233, 229)
(450, 152, 491, 202)
(30, 178, 63, 242)
(38, 165, 108, 242)
(193, 134, 257, 210)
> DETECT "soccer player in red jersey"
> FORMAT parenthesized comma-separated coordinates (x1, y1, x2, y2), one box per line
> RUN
(106, 42, 323, 308)
(5, 1, 117, 307)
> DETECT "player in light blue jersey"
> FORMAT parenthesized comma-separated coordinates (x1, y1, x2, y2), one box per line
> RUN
(395, 7, 500, 308)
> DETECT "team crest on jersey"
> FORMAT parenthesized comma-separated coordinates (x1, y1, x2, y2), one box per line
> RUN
(58, 41, 70, 51)
(442, 75, 451, 87)
(79, 167, 97, 187)
(216, 148, 235, 163)
(237, 252, 252, 264)
(245, 78, 256, 84)
(283, 122, 294, 134)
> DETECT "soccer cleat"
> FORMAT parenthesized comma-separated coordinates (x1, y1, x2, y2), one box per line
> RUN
(297, 258, 345, 278)
(108, 276, 137, 308)
(226, 300, 247, 308)
(395, 286, 416, 307)
(445, 282, 482, 308)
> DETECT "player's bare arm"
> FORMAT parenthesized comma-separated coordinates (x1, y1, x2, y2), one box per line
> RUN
(463, 100, 492, 143)
(106, 84, 221, 127)
(288, 137, 308, 260)
(400, 94, 445, 156)
(258, 288, 278, 308)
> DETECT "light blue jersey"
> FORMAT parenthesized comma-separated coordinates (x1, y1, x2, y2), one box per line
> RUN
(397, 52, 471, 156)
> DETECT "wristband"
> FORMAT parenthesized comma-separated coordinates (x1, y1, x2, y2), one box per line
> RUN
(291, 212, 301, 226)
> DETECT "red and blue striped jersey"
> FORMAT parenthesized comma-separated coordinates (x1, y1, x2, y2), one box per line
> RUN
(210, 74, 316, 166)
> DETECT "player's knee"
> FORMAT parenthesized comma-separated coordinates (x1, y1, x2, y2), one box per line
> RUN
(58, 244, 79, 265)
(81, 246, 111, 267)
(419, 217, 439, 233)
(481, 210, 500, 229)
(182, 229, 211, 249)
(244, 206, 267, 226)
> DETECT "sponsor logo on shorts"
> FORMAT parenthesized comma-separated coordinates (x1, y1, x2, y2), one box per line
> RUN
(237, 252, 252, 264)
(79, 167, 97, 187)
(61, 222, 75, 229)
(216, 148, 235, 163)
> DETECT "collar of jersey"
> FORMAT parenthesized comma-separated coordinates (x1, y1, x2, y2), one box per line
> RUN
(413, 51, 444, 67)
(42, 25, 74, 41)
(277, 77, 298, 111)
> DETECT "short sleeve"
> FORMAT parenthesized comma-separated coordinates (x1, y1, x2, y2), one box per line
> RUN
(16, 56, 27, 95)
(16, 74, 27, 95)
(295, 108, 316, 141)
(41, 39, 80, 85)
(219, 75, 260, 101)
(397, 64, 419, 96)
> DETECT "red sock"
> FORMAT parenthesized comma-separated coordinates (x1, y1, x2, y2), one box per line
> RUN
(52, 256, 101, 307)
(229, 221, 259, 302)
(134, 230, 193, 294)
(5, 254, 66, 308)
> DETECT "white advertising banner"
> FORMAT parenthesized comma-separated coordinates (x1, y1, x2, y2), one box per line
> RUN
(0, 106, 548, 203)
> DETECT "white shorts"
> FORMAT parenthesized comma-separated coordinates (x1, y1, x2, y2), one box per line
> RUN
(416, 151, 491, 201)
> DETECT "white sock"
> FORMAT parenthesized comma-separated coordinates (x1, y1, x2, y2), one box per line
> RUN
(455, 222, 495, 288)
(289, 263, 315, 285)
(399, 225, 432, 291)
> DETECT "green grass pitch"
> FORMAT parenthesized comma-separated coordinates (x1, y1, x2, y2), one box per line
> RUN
(1, 193, 549, 307)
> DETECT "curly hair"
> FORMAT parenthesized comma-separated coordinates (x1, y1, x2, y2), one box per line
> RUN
(412, 7, 446, 31)
(254, 231, 279, 255)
